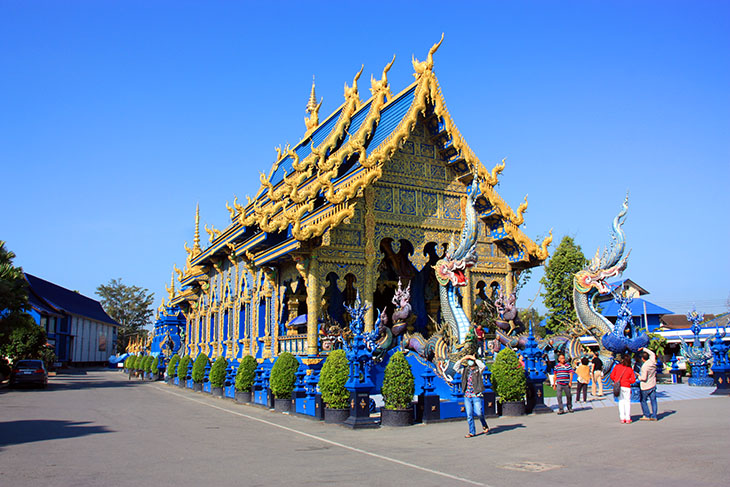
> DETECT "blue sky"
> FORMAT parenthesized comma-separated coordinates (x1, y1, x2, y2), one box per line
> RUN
(2, 1, 728, 322)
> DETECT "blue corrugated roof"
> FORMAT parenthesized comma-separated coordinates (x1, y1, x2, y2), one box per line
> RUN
(339, 101, 372, 146)
(599, 297, 673, 317)
(366, 86, 417, 156)
(25, 273, 119, 326)
(268, 107, 343, 187)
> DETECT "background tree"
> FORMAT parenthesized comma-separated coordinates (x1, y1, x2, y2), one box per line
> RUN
(0, 241, 35, 340)
(539, 236, 588, 334)
(518, 308, 547, 338)
(96, 278, 154, 353)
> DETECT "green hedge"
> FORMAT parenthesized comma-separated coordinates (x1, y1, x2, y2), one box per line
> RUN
(178, 355, 192, 380)
(136, 354, 144, 371)
(270, 352, 299, 399)
(209, 356, 228, 388)
(145, 355, 154, 373)
(382, 351, 415, 410)
(192, 353, 209, 383)
(167, 354, 180, 377)
(125, 355, 135, 370)
(235, 355, 257, 392)
(318, 349, 349, 409)
(491, 348, 526, 403)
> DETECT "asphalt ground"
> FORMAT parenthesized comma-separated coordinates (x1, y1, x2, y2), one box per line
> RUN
(1, 369, 728, 487)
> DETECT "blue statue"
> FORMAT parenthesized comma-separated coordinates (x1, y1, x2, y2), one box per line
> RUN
(680, 308, 714, 387)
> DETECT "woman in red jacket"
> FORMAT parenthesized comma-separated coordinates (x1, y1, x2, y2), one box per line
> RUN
(610, 354, 637, 423)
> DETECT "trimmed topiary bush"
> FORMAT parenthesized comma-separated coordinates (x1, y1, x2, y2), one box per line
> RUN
(178, 355, 192, 380)
(167, 354, 180, 377)
(318, 349, 349, 409)
(235, 355, 257, 392)
(209, 356, 228, 388)
(136, 354, 145, 371)
(192, 353, 209, 383)
(270, 352, 299, 399)
(145, 355, 154, 373)
(382, 351, 415, 410)
(491, 348, 527, 403)
(125, 355, 135, 370)
(152, 356, 160, 374)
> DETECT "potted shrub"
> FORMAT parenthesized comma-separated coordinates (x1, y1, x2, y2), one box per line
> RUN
(235, 355, 257, 403)
(166, 354, 180, 384)
(152, 356, 161, 381)
(381, 351, 415, 426)
(145, 356, 155, 380)
(178, 355, 192, 388)
(270, 352, 299, 413)
(192, 353, 209, 392)
(491, 348, 527, 416)
(318, 349, 350, 423)
(125, 355, 135, 375)
(209, 356, 228, 398)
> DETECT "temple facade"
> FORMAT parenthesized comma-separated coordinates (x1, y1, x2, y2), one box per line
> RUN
(166, 37, 551, 365)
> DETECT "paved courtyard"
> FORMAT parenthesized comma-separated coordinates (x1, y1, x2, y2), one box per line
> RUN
(1, 369, 728, 487)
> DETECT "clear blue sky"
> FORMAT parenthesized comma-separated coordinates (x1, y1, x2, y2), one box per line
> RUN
(2, 1, 728, 323)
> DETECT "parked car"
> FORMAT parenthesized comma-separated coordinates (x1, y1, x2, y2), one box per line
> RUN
(9, 359, 48, 388)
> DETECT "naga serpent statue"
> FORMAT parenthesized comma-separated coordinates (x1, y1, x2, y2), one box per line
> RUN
(402, 173, 480, 379)
(434, 174, 480, 346)
(573, 194, 648, 359)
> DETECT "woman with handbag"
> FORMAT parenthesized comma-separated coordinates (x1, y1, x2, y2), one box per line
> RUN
(610, 354, 637, 423)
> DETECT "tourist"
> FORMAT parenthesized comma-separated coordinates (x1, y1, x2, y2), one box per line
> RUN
(553, 353, 573, 414)
(474, 323, 486, 358)
(454, 354, 489, 438)
(590, 351, 604, 397)
(544, 339, 556, 386)
(638, 347, 658, 421)
(610, 354, 637, 423)
(575, 357, 590, 404)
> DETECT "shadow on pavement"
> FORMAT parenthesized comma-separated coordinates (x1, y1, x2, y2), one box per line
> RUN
(486, 423, 526, 435)
(0, 374, 148, 395)
(657, 410, 677, 421)
(0, 420, 113, 449)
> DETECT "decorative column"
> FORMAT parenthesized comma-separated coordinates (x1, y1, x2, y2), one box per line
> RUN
(417, 368, 440, 423)
(463, 269, 472, 322)
(710, 328, 730, 395)
(306, 255, 320, 356)
(363, 187, 376, 331)
(683, 308, 714, 387)
(343, 295, 377, 429)
(521, 321, 551, 414)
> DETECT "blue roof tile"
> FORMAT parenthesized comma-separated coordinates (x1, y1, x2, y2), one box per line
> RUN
(25, 273, 119, 326)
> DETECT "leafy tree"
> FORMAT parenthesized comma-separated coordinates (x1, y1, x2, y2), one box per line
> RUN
(539, 236, 588, 333)
(472, 301, 497, 334)
(491, 348, 527, 403)
(1, 325, 48, 362)
(318, 349, 349, 409)
(513, 268, 532, 299)
(235, 355, 257, 392)
(269, 352, 298, 399)
(381, 351, 415, 410)
(647, 333, 668, 358)
(0, 241, 35, 341)
(209, 356, 228, 388)
(518, 309, 547, 338)
(192, 353, 209, 383)
(96, 278, 154, 353)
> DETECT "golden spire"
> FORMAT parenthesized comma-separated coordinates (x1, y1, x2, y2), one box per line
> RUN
(168, 270, 175, 301)
(193, 203, 201, 254)
(305, 76, 323, 132)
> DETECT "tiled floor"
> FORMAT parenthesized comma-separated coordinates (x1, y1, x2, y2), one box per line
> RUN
(544, 382, 718, 409)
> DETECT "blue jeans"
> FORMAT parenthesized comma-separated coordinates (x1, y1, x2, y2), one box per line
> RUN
(464, 395, 488, 436)
(640, 386, 657, 419)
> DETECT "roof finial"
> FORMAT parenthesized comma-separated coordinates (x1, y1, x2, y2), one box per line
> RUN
(305, 76, 323, 132)
(193, 203, 201, 254)
(412, 32, 444, 79)
(168, 270, 175, 301)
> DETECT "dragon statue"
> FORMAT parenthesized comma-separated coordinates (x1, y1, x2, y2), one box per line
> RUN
(573, 194, 647, 361)
(434, 174, 480, 346)
(402, 173, 480, 379)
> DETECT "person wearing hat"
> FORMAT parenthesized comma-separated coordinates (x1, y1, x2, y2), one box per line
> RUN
(455, 354, 489, 438)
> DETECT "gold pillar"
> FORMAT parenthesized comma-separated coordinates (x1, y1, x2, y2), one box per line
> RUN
(363, 187, 376, 331)
(505, 269, 514, 296)
(306, 255, 320, 356)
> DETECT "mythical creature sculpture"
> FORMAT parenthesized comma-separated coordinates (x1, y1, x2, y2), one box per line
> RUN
(679, 308, 714, 386)
(391, 279, 413, 335)
(434, 174, 480, 347)
(573, 195, 647, 356)
(602, 290, 648, 353)
(364, 280, 414, 362)
(494, 291, 526, 338)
